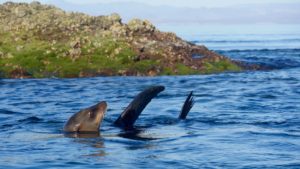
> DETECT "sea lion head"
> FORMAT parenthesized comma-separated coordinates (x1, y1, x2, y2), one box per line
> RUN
(64, 101, 107, 133)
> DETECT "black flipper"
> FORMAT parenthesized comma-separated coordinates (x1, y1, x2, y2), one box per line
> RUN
(179, 91, 194, 120)
(114, 86, 165, 129)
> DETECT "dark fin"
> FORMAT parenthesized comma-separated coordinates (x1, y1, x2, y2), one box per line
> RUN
(114, 85, 165, 129)
(179, 91, 194, 120)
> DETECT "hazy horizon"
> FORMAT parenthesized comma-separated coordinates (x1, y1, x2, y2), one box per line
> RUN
(1, 0, 300, 25)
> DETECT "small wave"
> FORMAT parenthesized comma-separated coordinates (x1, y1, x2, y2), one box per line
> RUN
(18, 116, 43, 123)
(187, 117, 293, 127)
(246, 58, 300, 69)
(276, 164, 300, 168)
(0, 109, 24, 115)
(1, 124, 15, 130)
(191, 38, 300, 44)
(217, 48, 300, 69)
(225, 53, 300, 69)
(148, 115, 178, 126)
(192, 118, 240, 125)
(218, 48, 300, 53)
(251, 120, 287, 126)
(248, 131, 300, 138)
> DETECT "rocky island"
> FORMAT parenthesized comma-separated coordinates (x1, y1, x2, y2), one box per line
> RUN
(0, 2, 259, 78)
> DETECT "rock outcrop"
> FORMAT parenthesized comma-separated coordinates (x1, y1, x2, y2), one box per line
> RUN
(0, 2, 259, 78)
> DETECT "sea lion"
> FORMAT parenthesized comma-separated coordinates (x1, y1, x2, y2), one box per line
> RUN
(179, 91, 194, 120)
(114, 85, 165, 129)
(63, 101, 107, 132)
(64, 86, 194, 135)
(114, 86, 194, 129)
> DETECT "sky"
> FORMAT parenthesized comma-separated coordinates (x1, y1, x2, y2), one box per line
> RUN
(3, 0, 300, 8)
(70, 0, 300, 8)
(1, 0, 300, 24)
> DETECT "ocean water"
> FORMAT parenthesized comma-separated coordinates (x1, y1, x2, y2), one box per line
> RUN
(1, 24, 300, 169)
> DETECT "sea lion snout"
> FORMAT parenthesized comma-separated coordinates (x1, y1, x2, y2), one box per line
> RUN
(90, 101, 107, 123)
(96, 101, 107, 111)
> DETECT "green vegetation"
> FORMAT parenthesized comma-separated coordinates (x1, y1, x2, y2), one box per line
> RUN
(175, 64, 200, 75)
(0, 31, 242, 78)
(0, 32, 140, 78)
(201, 60, 242, 74)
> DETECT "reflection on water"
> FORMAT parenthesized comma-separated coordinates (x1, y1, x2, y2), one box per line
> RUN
(117, 129, 159, 141)
(64, 132, 101, 138)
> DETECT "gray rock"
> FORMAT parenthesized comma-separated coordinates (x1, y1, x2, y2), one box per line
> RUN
(30, 1, 41, 8)
(69, 48, 81, 61)
(127, 19, 155, 33)
(107, 13, 122, 23)
(15, 7, 29, 18)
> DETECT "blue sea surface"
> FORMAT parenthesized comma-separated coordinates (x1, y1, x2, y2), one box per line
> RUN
(1, 24, 300, 169)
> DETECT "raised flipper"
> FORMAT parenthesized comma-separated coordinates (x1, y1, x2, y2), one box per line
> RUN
(114, 85, 165, 129)
(178, 91, 194, 120)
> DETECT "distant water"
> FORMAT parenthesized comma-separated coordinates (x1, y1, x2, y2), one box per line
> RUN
(1, 24, 300, 169)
